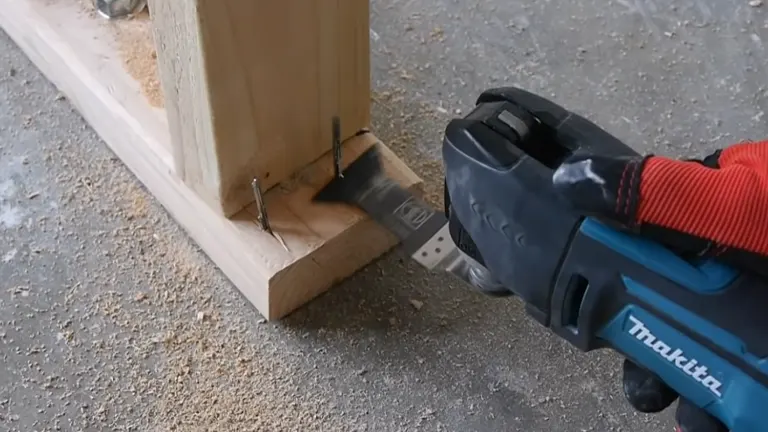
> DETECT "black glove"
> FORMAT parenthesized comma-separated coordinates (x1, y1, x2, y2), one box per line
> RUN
(621, 359, 678, 413)
(551, 141, 768, 277)
(621, 359, 728, 431)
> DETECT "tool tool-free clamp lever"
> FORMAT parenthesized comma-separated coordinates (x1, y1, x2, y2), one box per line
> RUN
(469, 87, 640, 168)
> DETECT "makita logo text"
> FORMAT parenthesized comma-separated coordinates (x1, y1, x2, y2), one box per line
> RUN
(628, 316, 723, 397)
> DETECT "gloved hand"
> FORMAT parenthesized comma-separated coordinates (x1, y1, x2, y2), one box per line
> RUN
(551, 140, 768, 277)
(621, 359, 728, 431)
(550, 141, 768, 431)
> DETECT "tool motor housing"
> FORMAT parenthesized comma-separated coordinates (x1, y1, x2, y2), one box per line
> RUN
(442, 87, 768, 431)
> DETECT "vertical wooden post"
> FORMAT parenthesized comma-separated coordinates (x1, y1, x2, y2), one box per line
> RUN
(149, 0, 371, 216)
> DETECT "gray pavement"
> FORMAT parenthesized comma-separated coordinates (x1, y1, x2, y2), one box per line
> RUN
(3, 1, 768, 431)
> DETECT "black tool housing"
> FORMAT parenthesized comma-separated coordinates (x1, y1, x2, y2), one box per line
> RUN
(442, 87, 638, 325)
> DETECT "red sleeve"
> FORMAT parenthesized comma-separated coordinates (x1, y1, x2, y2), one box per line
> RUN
(636, 141, 768, 256)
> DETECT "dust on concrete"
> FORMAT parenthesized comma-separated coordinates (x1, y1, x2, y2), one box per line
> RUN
(76, 178, 348, 431)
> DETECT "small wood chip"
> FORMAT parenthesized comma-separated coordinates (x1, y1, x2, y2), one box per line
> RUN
(409, 299, 424, 310)
(135, 292, 147, 302)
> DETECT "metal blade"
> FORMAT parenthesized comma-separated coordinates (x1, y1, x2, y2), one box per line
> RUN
(351, 173, 453, 268)
(312, 144, 499, 289)
(354, 174, 503, 291)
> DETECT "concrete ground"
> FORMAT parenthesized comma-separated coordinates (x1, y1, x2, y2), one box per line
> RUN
(2, 1, 768, 431)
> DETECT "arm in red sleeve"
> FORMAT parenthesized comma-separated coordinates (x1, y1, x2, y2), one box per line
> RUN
(636, 141, 768, 257)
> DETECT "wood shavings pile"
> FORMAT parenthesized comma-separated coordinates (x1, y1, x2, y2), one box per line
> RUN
(44, 128, 356, 431)
(110, 9, 163, 108)
(74, 0, 163, 107)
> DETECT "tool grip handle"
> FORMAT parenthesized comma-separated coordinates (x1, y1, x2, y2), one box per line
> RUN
(551, 219, 768, 432)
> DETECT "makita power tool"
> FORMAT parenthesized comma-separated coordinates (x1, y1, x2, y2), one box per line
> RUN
(313, 87, 768, 431)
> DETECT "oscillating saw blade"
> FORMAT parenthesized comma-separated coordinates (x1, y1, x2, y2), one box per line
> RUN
(313, 144, 484, 286)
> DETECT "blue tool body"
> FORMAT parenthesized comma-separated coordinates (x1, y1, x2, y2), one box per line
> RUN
(579, 220, 768, 432)
(441, 87, 768, 431)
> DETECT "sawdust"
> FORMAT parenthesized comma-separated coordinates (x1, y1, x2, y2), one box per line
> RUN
(34, 112, 356, 431)
(105, 192, 339, 430)
(370, 88, 447, 207)
(71, 0, 163, 108)
(109, 9, 164, 108)
(68, 0, 162, 107)
(116, 180, 149, 220)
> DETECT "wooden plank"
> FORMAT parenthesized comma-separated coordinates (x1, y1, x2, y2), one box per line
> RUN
(0, 0, 422, 320)
(149, 0, 372, 217)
